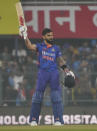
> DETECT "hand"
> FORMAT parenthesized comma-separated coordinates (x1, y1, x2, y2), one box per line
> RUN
(23, 31, 27, 40)
(64, 69, 75, 79)
(19, 25, 27, 39)
(64, 68, 69, 73)
(64, 70, 75, 88)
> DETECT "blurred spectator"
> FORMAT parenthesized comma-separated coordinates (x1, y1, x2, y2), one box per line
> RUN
(90, 39, 97, 48)
(1, 61, 9, 104)
(89, 53, 97, 99)
(22, 78, 34, 105)
(1, 39, 97, 106)
(12, 44, 27, 64)
(22, 55, 36, 88)
(16, 83, 26, 106)
(12, 44, 27, 57)
(13, 70, 24, 91)
(1, 46, 11, 61)
(72, 55, 81, 76)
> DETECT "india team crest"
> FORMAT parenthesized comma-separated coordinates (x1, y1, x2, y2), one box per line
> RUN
(52, 48, 55, 52)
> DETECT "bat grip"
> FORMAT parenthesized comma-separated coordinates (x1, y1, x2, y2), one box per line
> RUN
(24, 36, 26, 40)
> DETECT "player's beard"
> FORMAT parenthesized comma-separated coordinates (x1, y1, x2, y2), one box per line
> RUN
(45, 39, 54, 45)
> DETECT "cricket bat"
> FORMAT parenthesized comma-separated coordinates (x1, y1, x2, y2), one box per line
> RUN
(15, 2, 25, 26)
(15, 2, 27, 39)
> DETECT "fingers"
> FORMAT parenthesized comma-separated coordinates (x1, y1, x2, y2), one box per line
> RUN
(64, 68, 75, 79)
(19, 25, 27, 39)
(66, 70, 75, 79)
(64, 68, 69, 73)
(23, 31, 27, 40)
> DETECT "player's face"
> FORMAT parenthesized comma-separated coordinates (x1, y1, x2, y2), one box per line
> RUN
(45, 32, 54, 40)
(43, 32, 54, 44)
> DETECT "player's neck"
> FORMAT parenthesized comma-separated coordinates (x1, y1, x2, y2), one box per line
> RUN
(44, 40, 52, 48)
(44, 40, 50, 46)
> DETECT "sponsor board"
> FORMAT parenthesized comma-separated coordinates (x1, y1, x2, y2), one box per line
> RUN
(0, 115, 97, 125)
(23, 5, 97, 38)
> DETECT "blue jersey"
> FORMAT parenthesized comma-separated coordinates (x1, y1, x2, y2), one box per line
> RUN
(36, 42, 62, 71)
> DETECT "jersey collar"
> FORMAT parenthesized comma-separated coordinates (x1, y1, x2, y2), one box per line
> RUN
(42, 41, 52, 48)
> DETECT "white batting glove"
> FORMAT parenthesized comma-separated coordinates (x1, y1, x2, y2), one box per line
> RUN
(22, 31, 27, 40)
(66, 70, 75, 79)
(19, 25, 27, 39)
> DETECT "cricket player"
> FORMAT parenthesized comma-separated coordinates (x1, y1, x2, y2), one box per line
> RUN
(19, 26, 75, 126)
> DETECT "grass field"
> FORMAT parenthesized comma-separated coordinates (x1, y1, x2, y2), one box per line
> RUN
(0, 125, 97, 131)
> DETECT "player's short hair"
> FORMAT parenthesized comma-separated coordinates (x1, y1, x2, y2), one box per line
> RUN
(42, 28, 53, 36)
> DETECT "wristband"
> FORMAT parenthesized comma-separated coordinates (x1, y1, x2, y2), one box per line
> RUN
(61, 64, 67, 70)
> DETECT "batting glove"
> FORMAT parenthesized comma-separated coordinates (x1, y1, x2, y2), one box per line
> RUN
(19, 25, 27, 39)
(65, 70, 75, 79)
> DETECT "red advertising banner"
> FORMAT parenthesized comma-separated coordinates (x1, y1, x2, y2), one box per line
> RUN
(23, 6, 97, 38)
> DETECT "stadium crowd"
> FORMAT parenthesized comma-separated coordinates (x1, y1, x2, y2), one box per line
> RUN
(0, 39, 97, 106)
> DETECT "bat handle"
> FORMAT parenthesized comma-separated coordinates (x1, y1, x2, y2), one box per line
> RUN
(23, 32, 27, 40)
(24, 36, 26, 40)
(19, 25, 27, 39)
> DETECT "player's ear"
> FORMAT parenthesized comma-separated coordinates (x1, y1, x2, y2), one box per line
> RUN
(42, 35, 45, 39)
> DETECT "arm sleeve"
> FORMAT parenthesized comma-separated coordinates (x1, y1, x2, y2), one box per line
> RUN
(36, 43, 40, 52)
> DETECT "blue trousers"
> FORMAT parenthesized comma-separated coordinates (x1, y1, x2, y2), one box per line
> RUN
(29, 69, 64, 124)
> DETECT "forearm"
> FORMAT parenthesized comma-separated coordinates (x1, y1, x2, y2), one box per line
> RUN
(57, 56, 67, 67)
(24, 37, 32, 49)
(19, 26, 36, 51)
(24, 37, 36, 50)
(57, 56, 69, 72)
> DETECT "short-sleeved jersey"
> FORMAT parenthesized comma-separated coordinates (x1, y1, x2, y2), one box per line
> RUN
(36, 42, 62, 71)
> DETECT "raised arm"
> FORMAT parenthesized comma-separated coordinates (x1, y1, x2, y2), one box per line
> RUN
(19, 25, 37, 51)
(24, 37, 37, 51)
